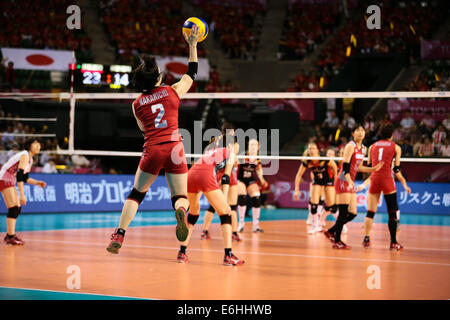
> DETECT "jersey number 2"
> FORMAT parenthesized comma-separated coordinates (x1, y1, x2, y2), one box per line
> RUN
(152, 104, 168, 128)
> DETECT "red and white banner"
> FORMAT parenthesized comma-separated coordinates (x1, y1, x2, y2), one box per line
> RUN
(421, 40, 450, 59)
(156, 56, 210, 81)
(268, 99, 315, 121)
(388, 99, 450, 122)
(1, 48, 74, 71)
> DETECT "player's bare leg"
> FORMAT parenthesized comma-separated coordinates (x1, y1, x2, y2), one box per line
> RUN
(166, 172, 190, 241)
(364, 192, 380, 248)
(177, 192, 202, 263)
(107, 168, 157, 254)
(205, 189, 244, 266)
(228, 184, 241, 241)
(237, 181, 247, 232)
(201, 207, 214, 240)
(308, 185, 322, 234)
(248, 183, 263, 233)
(2, 187, 24, 245)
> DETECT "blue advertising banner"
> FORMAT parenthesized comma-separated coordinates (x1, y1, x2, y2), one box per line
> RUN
(355, 182, 450, 215)
(269, 180, 450, 215)
(0, 174, 209, 213)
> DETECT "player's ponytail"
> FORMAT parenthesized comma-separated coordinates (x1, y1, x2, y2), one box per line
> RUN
(132, 54, 162, 93)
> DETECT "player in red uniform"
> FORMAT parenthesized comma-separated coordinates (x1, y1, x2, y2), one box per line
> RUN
(361, 124, 411, 250)
(1, 139, 46, 245)
(323, 125, 383, 249)
(177, 133, 244, 266)
(107, 26, 201, 254)
(200, 122, 242, 242)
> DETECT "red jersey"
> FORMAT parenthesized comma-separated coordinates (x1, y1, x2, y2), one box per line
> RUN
(133, 85, 182, 147)
(338, 141, 366, 182)
(192, 147, 231, 171)
(370, 139, 396, 180)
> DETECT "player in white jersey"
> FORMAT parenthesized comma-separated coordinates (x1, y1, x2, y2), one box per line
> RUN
(1, 139, 46, 245)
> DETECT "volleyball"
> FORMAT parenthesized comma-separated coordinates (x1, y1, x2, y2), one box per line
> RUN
(182, 17, 208, 42)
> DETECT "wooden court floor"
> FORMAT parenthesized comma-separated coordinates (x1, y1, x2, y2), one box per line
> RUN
(0, 219, 449, 300)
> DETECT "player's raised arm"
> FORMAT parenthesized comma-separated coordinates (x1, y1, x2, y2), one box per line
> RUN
(393, 144, 411, 193)
(172, 25, 200, 99)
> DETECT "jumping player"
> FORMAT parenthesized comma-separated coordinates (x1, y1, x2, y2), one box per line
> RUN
(294, 143, 338, 234)
(362, 124, 411, 250)
(237, 139, 268, 233)
(323, 125, 383, 249)
(201, 123, 241, 242)
(1, 139, 46, 245)
(107, 26, 201, 254)
(177, 133, 244, 266)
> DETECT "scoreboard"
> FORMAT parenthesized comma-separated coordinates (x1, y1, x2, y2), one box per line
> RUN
(71, 63, 132, 89)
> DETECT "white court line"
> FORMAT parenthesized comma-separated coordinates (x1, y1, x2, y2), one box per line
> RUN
(27, 239, 450, 267)
(203, 235, 450, 252)
(0, 285, 153, 300)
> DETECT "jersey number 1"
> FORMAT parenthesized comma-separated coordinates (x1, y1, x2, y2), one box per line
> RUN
(152, 103, 168, 128)
(378, 148, 383, 161)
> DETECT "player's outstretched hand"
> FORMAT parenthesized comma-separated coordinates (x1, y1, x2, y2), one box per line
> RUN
(356, 184, 365, 192)
(294, 190, 300, 201)
(405, 185, 411, 194)
(184, 25, 200, 46)
(37, 181, 46, 189)
(20, 196, 27, 206)
(374, 161, 384, 171)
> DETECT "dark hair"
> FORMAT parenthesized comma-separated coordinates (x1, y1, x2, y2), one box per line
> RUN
(221, 122, 234, 134)
(379, 123, 394, 140)
(23, 138, 41, 151)
(207, 133, 235, 151)
(131, 54, 161, 93)
(351, 124, 364, 133)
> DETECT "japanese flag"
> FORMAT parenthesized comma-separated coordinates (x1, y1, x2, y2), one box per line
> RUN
(1, 48, 74, 71)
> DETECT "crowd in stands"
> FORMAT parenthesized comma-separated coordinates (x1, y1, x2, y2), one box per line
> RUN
(287, 0, 445, 92)
(100, 0, 207, 65)
(406, 61, 450, 91)
(279, 1, 340, 60)
(196, 0, 265, 60)
(308, 107, 450, 158)
(0, 105, 102, 173)
(0, 0, 93, 62)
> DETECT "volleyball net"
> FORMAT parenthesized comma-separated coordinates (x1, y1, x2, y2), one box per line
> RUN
(0, 91, 449, 171)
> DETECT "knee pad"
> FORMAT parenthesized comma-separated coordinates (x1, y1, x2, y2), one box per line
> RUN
(310, 203, 318, 214)
(171, 195, 188, 210)
(366, 210, 375, 219)
(187, 213, 199, 225)
(252, 196, 261, 208)
(230, 204, 237, 211)
(207, 205, 216, 213)
(324, 205, 332, 212)
(219, 214, 232, 225)
(238, 195, 247, 206)
(330, 204, 338, 214)
(384, 193, 398, 212)
(127, 188, 147, 205)
(7, 206, 20, 219)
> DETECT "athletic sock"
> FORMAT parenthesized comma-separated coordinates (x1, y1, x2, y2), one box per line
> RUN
(333, 204, 349, 243)
(232, 231, 238, 236)
(252, 207, 260, 229)
(180, 245, 187, 254)
(388, 219, 398, 243)
(117, 228, 126, 236)
(224, 248, 232, 257)
(344, 213, 357, 224)
(238, 205, 246, 226)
